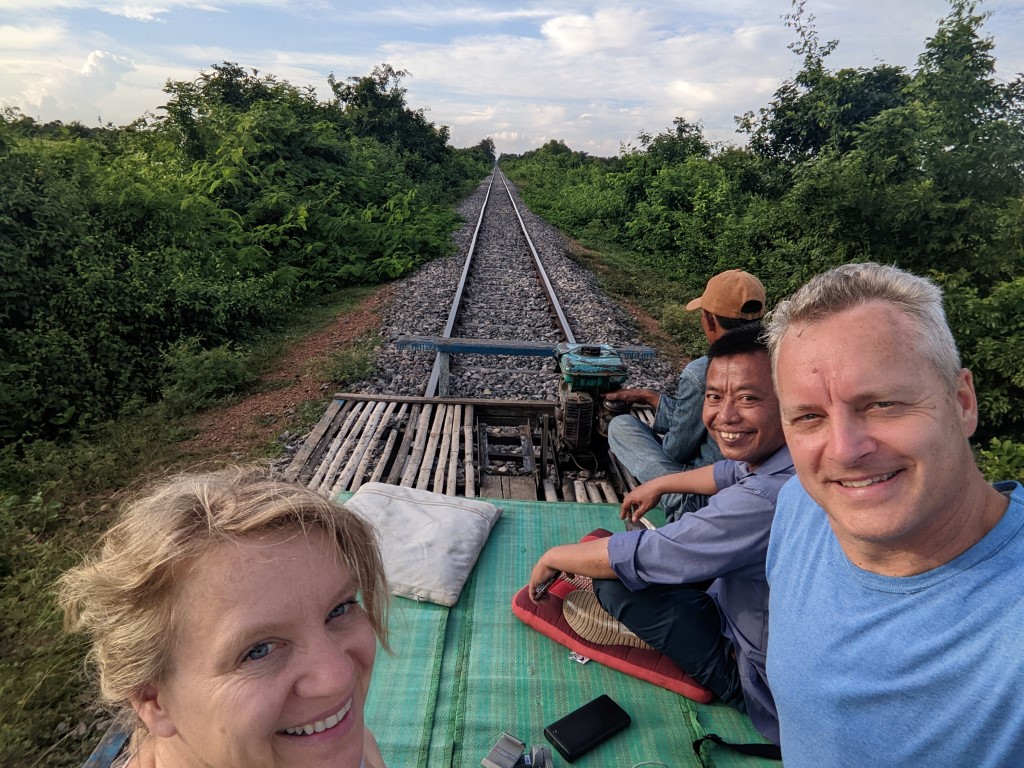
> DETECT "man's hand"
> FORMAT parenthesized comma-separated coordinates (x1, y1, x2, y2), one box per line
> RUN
(603, 388, 661, 409)
(529, 559, 562, 604)
(620, 466, 720, 523)
(621, 483, 662, 523)
(528, 540, 616, 604)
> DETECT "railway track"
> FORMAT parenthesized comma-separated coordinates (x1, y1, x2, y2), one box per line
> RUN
(284, 169, 666, 502)
(423, 169, 574, 399)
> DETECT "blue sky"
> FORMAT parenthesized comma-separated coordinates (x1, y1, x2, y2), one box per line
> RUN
(2, 1, 1022, 156)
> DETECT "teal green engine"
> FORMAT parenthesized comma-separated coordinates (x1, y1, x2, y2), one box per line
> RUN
(553, 343, 628, 453)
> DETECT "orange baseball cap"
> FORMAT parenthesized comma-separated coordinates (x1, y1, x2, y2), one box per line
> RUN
(685, 269, 765, 320)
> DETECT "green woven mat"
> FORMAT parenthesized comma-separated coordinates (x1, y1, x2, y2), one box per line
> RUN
(352, 494, 775, 768)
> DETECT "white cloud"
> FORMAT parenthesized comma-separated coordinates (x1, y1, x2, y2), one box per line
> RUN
(0, 24, 68, 50)
(0, 0, 317, 21)
(20, 50, 135, 123)
(541, 7, 662, 56)
(366, 4, 556, 26)
(108, 5, 173, 22)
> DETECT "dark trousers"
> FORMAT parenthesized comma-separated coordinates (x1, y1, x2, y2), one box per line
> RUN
(592, 578, 746, 712)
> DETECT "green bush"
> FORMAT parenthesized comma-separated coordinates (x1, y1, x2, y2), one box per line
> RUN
(160, 338, 257, 416)
(319, 334, 379, 387)
(977, 438, 1024, 483)
(1, 63, 488, 444)
(659, 302, 706, 359)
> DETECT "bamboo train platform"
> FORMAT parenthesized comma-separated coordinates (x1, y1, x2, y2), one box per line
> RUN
(282, 393, 655, 503)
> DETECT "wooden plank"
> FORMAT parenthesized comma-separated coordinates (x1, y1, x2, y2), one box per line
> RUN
(282, 397, 344, 482)
(540, 414, 550, 486)
(463, 404, 476, 498)
(445, 404, 462, 496)
(562, 477, 575, 502)
(543, 479, 560, 502)
(479, 473, 503, 499)
(350, 401, 399, 493)
(310, 401, 366, 493)
(416, 404, 448, 490)
(308, 399, 361, 491)
(323, 401, 377, 494)
(608, 450, 641, 492)
(401, 404, 435, 487)
(369, 403, 408, 484)
(573, 479, 588, 502)
(386, 403, 422, 485)
(330, 401, 389, 496)
(606, 449, 631, 494)
(396, 335, 654, 360)
(478, 474, 536, 501)
(597, 479, 619, 504)
(546, 416, 562, 494)
(476, 423, 489, 488)
(505, 475, 538, 501)
(331, 392, 555, 412)
(301, 399, 356, 489)
(433, 404, 457, 494)
(398, 336, 559, 356)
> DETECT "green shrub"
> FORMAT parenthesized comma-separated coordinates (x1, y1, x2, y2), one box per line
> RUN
(659, 302, 706, 359)
(977, 438, 1024, 483)
(160, 338, 257, 416)
(318, 334, 378, 387)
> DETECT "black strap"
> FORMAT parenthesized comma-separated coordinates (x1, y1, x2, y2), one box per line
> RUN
(693, 733, 782, 762)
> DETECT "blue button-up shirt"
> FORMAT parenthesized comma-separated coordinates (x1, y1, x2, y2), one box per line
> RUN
(607, 445, 794, 744)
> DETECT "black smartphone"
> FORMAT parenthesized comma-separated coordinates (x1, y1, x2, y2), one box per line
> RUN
(543, 694, 631, 762)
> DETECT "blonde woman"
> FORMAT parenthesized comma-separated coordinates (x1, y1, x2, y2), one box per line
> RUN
(59, 466, 389, 768)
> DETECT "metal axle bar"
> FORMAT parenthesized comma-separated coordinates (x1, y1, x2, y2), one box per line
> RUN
(398, 335, 655, 360)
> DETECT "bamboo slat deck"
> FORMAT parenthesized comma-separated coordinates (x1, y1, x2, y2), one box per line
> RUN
(283, 393, 655, 503)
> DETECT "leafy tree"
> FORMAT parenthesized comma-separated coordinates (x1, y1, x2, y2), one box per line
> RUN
(474, 137, 497, 164)
(329, 64, 450, 176)
(738, 1, 911, 164)
(636, 117, 712, 166)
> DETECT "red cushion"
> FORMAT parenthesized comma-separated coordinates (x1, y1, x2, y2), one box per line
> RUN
(511, 529, 714, 704)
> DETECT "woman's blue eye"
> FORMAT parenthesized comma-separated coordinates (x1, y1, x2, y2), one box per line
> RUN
(329, 600, 356, 619)
(245, 642, 273, 662)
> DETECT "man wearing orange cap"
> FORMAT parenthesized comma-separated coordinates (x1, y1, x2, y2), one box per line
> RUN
(605, 269, 766, 521)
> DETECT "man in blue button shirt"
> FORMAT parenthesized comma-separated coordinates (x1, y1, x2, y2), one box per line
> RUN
(604, 269, 766, 522)
(529, 324, 792, 745)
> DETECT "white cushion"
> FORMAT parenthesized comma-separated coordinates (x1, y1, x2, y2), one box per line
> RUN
(342, 482, 502, 607)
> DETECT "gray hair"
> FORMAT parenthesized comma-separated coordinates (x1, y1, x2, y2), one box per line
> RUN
(765, 262, 962, 391)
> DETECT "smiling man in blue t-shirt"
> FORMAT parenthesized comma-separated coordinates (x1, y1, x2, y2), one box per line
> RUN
(765, 262, 1023, 767)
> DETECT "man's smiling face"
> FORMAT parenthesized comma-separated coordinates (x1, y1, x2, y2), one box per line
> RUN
(703, 350, 785, 470)
(775, 301, 979, 564)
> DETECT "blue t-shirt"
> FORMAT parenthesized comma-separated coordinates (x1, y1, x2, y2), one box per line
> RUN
(767, 478, 1024, 767)
(608, 445, 794, 744)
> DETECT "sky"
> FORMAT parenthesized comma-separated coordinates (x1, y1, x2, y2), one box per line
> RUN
(2, 1, 1023, 157)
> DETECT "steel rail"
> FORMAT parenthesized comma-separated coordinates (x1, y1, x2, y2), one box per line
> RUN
(423, 168, 496, 397)
(497, 171, 576, 345)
